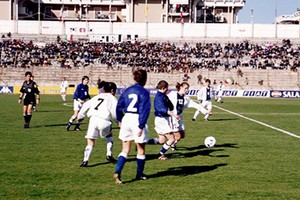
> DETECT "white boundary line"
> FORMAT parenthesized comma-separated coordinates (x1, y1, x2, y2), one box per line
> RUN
(213, 105, 300, 139)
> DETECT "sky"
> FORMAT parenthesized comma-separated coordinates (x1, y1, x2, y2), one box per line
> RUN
(237, 0, 300, 24)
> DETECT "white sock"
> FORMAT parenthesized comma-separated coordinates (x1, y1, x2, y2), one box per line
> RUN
(106, 137, 113, 157)
(193, 110, 200, 119)
(83, 145, 93, 162)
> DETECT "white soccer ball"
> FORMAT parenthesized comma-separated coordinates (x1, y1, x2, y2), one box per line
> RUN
(204, 136, 216, 148)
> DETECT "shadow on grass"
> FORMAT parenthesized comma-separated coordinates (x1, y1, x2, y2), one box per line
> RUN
(178, 143, 239, 151)
(87, 161, 116, 167)
(34, 110, 68, 113)
(206, 118, 239, 121)
(125, 143, 238, 162)
(124, 163, 227, 183)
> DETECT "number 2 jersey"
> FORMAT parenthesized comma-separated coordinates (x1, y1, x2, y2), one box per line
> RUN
(116, 83, 151, 130)
(78, 93, 118, 121)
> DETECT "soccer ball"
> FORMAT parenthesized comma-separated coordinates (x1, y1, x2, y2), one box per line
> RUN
(204, 136, 216, 148)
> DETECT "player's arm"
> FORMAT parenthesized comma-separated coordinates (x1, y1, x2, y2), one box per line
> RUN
(110, 97, 118, 122)
(138, 91, 151, 130)
(78, 99, 91, 119)
(18, 92, 24, 104)
(34, 83, 41, 104)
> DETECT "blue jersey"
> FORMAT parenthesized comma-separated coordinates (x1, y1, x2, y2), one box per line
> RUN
(116, 83, 151, 129)
(176, 93, 185, 115)
(73, 83, 90, 100)
(154, 91, 174, 117)
(206, 87, 212, 100)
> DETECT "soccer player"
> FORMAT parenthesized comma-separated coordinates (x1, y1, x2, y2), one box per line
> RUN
(147, 80, 180, 160)
(66, 76, 90, 131)
(192, 79, 213, 121)
(60, 77, 68, 102)
(215, 81, 225, 103)
(18, 71, 40, 128)
(168, 82, 208, 150)
(113, 69, 151, 184)
(78, 81, 118, 167)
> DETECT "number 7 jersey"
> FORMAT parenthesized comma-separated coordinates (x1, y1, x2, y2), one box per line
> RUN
(78, 93, 118, 121)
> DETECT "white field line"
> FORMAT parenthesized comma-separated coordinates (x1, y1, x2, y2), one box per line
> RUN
(213, 105, 300, 139)
(63, 103, 73, 107)
(62, 103, 300, 138)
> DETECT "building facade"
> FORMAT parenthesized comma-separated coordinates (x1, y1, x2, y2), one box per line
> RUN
(1, 0, 245, 23)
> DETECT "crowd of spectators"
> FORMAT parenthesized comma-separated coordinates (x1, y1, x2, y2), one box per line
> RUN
(1, 35, 300, 73)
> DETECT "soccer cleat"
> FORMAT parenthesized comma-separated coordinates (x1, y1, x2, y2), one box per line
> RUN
(66, 125, 71, 131)
(106, 155, 117, 164)
(24, 123, 29, 128)
(135, 174, 147, 180)
(158, 154, 168, 160)
(192, 118, 195, 121)
(80, 161, 88, 167)
(113, 173, 123, 184)
(74, 127, 81, 131)
(204, 118, 209, 121)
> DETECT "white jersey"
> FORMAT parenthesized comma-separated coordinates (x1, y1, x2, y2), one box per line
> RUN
(60, 80, 68, 92)
(216, 84, 225, 96)
(197, 86, 214, 101)
(167, 91, 206, 115)
(78, 93, 117, 121)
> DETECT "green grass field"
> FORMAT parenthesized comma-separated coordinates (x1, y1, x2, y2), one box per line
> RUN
(1, 94, 300, 199)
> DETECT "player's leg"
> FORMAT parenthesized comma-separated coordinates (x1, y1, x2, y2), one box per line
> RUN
(105, 133, 117, 163)
(114, 140, 131, 184)
(192, 109, 200, 121)
(23, 105, 30, 128)
(80, 139, 95, 167)
(204, 102, 212, 121)
(24, 102, 33, 128)
(136, 142, 147, 180)
(66, 100, 79, 131)
(158, 133, 175, 160)
(74, 117, 83, 131)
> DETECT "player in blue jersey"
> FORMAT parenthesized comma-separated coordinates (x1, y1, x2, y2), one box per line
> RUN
(18, 71, 40, 128)
(147, 80, 180, 160)
(113, 69, 151, 184)
(66, 76, 91, 131)
(192, 79, 213, 121)
(167, 82, 209, 150)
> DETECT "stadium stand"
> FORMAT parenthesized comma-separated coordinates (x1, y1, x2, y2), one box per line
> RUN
(0, 38, 299, 90)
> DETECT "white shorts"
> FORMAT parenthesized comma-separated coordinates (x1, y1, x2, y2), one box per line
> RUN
(118, 113, 148, 143)
(73, 99, 83, 111)
(60, 88, 67, 93)
(85, 116, 112, 140)
(170, 116, 185, 132)
(154, 116, 172, 135)
(201, 100, 212, 111)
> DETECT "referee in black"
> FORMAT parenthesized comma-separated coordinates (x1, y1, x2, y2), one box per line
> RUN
(18, 71, 40, 128)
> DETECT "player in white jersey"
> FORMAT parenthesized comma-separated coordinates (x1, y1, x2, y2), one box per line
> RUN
(167, 82, 208, 150)
(192, 79, 213, 121)
(78, 81, 118, 167)
(60, 77, 68, 102)
(215, 81, 225, 103)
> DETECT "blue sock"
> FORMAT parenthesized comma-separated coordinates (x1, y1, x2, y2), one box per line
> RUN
(159, 143, 170, 154)
(115, 155, 126, 175)
(136, 155, 146, 176)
